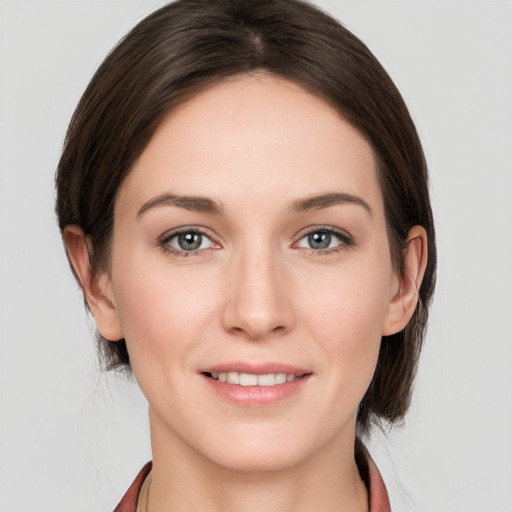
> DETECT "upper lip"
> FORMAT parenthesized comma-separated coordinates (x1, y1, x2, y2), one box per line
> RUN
(200, 361, 311, 376)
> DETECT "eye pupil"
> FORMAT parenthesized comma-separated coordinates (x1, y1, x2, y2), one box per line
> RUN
(178, 232, 202, 250)
(308, 231, 331, 249)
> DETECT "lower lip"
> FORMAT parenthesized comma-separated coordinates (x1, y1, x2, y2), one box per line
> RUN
(202, 374, 311, 406)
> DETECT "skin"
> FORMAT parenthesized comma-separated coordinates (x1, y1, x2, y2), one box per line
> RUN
(65, 74, 427, 512)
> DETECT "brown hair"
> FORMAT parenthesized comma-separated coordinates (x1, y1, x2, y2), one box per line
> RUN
(56, 0, 436, 433)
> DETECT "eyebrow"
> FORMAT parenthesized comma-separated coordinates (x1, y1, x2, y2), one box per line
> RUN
(137, 193, 223, 217)
(291, 192, 373, 216)
(136, 191, 372, 218)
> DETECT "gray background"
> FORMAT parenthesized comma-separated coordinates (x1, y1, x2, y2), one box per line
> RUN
(1, 1, 511, 510)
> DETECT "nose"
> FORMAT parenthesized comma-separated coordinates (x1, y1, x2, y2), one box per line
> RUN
(221, 245, 294, 341)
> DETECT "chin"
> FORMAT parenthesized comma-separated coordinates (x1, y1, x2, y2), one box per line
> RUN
(193, 425, 325, 473)
(207, 446, 305, 473)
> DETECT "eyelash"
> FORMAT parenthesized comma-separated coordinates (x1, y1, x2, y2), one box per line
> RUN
(293, 226, 355, 255)
(158, 226, 354, 257)
(158, 227, 218, 257)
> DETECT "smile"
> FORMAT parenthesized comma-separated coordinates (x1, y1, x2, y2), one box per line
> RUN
(205, 371, 301, 387)
(201, 363, 312, 406)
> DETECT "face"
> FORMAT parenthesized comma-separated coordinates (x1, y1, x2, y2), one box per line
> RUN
(105, 75, 400, 471)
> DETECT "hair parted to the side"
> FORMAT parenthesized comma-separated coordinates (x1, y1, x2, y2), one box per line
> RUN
(56, 0, 436, 434)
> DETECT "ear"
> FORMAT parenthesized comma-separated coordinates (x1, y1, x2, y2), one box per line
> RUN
(63, 225, 124, 341)
(382, 225, 428, 336)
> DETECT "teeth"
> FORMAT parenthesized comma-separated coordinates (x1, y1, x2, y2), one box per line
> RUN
(209, 371, 299, 386)
(239, 373, 258, 386)
(257, 373, 276, 386)
(276, 373, 287, 384)
(227, 372, 240, 384)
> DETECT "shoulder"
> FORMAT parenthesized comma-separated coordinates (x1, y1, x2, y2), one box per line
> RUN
(369, 458, 392, 512)
(113, 462, 152, 512)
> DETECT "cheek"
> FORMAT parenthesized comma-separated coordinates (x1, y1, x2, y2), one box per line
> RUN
(313, 289, 383, 382)
(296, 254, 394, 386)
(110, 253, 219, 371)
(299, 259, 392, 341)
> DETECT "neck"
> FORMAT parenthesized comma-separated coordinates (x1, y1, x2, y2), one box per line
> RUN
(145, 410, 368, 512)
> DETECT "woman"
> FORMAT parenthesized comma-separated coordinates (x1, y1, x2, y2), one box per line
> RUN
(56, 0, 436, 510)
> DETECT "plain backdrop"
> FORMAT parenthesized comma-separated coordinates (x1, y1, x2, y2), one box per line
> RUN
(1, 1, 511, 511)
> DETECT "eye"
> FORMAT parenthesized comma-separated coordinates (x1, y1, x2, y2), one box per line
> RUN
(295, 228, 352, 251)
(161, 229, 215, 253)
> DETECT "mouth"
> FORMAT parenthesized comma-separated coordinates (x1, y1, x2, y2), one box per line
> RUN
(200, 362, 312, 405)
(200, 363, 312, 406)
(203, 371, 308, 387)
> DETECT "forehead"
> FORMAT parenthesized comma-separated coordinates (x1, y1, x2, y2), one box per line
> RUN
(118, 74, 383, 217)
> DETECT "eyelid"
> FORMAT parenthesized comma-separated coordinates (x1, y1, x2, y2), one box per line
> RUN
(158, 226, 221, 255)
(292, 225, 355, 250)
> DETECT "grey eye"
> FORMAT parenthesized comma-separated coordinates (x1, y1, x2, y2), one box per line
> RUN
(296, 229, 350, 251)
(168, 231, 212, 251)
(307, 231, 332, 250)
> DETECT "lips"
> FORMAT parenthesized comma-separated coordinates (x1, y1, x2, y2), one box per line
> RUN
(200, 362, 312, 406)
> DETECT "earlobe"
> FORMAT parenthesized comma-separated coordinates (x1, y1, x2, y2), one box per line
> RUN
(382, 226, 428, 336)
(62, 225, 124, 341)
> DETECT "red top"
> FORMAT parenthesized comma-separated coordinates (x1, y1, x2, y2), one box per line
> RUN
(113, 462, 151, 512)
(113, 459, 391, 512)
